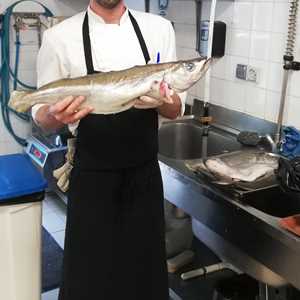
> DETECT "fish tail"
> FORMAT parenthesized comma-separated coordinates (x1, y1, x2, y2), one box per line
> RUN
(8, 90, 33, 113)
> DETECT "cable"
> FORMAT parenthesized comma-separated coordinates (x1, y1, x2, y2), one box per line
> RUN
(0, 1, 53, 146)
(277, 157, 300, 193)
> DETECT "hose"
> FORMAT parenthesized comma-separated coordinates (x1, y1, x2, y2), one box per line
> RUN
(275, 0, 299, 144)
(277, 157, 300, 193)
(0, 1, 53, 146)
(286, 0, 299, 57)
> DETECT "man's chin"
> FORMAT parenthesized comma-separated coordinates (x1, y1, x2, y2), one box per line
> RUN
(95, 0, 122, 9)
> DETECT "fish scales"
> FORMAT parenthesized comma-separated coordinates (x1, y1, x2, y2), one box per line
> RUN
(8, 57, 210, 114)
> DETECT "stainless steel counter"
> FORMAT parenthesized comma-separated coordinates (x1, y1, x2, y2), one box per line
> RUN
(158, 152, 300, 290)
(158, 102, 300, 292)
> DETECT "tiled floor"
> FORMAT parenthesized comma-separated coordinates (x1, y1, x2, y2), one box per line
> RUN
(42, 192, 67, 300)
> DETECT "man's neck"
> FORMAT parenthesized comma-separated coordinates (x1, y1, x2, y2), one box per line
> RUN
(90, 0, 126, 24)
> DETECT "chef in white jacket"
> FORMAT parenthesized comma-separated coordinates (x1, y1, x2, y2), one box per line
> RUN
(33, 1, 185, 299)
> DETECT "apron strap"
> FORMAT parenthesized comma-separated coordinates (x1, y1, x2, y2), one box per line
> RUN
(128, 11, 150, 64)
(82, 12, 95, 74)
(82, 10, 150, 75)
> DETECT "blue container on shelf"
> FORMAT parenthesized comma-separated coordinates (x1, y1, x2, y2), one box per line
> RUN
(0, 153, 47, 204)
(0, 153, 47, 300)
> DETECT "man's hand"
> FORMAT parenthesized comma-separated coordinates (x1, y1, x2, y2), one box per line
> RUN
(134, 79, 182, 119)
(134, 80, 174, 109)
(35, 96, 93, 131)
(134, 96, 166, 109)
(49, 96, 93, 124)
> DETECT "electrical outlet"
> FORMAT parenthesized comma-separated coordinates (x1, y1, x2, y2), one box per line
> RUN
(236, 64, 247, 80)
(246, 66, 258, 82)
(235, 64, 259, 83)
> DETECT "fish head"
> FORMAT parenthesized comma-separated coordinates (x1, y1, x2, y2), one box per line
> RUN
(164, 57, 211, 93)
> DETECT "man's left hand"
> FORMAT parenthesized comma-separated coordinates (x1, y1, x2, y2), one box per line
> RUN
(134, 96, 168, 109)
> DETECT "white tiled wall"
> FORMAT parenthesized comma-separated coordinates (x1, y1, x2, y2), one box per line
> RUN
(0, 0, 88, 155)
(163, 0, 300, 129)
(1, 0, 299, 155)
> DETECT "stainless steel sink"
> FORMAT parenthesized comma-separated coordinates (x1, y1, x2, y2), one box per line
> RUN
(158, 119, 243, 160)
(243, 187, 300, 218)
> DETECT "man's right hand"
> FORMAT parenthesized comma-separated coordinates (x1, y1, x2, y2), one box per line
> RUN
(35, 96, 94, 131)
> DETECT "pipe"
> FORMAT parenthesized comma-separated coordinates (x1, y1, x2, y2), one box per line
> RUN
(275, 0, 299, 145)
(275, 70, 290, 144)
(145, 0, 150, 12)
(195, 0, 202, 54)
(0, 1, 53, 146)
(181, 262, 241, 281)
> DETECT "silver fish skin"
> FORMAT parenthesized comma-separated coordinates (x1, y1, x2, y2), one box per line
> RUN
(9, 57, 211, 114)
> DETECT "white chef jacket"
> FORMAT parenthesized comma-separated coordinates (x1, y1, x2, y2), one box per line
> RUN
(32, 6, 186, 132)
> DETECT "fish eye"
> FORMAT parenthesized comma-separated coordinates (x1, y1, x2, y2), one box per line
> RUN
(184, 62, 196, 72)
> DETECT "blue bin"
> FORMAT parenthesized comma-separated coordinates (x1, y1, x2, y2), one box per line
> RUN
(0, 153, 47, 204)
(0, 153, 48, 300)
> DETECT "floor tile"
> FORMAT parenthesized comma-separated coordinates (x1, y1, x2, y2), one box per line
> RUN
(52, 230, 65, 249)
(42, 288, 59, 300)
(42, 211, 66, 234)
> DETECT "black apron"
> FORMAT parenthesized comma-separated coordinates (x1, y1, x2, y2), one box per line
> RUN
(58, 11, 169, 300)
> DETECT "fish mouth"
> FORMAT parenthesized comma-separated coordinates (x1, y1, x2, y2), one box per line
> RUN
(201, 57, 212, 71)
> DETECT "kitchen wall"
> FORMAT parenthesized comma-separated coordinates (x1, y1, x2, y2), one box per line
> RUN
(0, 0, 299, 154)
(0, 0, 89, 154)
(163, 0, 300, 129)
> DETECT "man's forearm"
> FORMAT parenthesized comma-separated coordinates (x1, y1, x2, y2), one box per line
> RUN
(158, 93, 182, 119)
(35, 104, 64, 132)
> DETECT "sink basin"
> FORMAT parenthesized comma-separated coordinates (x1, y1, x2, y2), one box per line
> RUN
(243, 187, 300, 218)
(158, 121, 242, 160)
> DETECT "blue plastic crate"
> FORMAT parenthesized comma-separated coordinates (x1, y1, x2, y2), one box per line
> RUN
(0, 153, 47, 202)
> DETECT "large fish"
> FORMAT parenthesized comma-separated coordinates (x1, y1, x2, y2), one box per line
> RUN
(187, 151, 278, 183)
(9, 57, 210, 114)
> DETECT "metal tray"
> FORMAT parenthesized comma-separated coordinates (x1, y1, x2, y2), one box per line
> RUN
(186, 150, 280, 200)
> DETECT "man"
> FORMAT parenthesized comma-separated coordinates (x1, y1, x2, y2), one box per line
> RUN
(33, 0, 185, 299)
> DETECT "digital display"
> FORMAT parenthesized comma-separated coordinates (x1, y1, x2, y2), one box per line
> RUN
(29, 143, 47, 167)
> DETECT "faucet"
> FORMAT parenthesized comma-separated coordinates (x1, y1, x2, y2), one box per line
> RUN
(260, 134, 278, 153)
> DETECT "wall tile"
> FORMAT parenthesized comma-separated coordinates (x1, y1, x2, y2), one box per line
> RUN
(210, 77, 226, 106)
(11, 48, 38, 71)
(245, 86, 266, 118)
(0, 0, 84, 156)
(249, 59, 269, 89)
(269, 33, 285, 63)
(176, 46, 186, 60)
(294, 34, 300, 62)
(272, 3, 289, 34)
(267, 62, 284, 93)
(225, 81, 246, 111)
(211, 56, 228, 79)
(186, 94, 195, 106)
(17, 69, 37, 88)
(250, 31, 271, 61)
(182, 47, 200, 60)
(288, 70, 300, 98)
(232, 2, 253, 30)
(167, 0, 196, 25)
(174, 23, 196, 49)
(227, 29, 251, 57)
(265, 90, 281, 122)
(286, 96, 300, 128)
(196, 77, 206, 100)
(216, 1, 234, 27)
(0, 115, 14, 142)
(252, 2, 273, 32)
